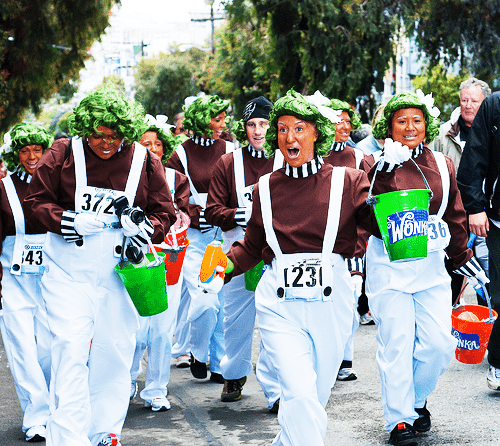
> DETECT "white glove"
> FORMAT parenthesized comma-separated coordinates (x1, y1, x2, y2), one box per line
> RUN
(121, 214, 145, 237)
(351, 274, 363, 299)
(382, 138, 411, 165)
(200, 266, 225, 294)
(74, 213, 104, 235)
(235, 207, 252, 228)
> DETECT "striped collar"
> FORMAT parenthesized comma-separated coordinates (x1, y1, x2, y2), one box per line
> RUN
(248, 145, 265, 158)
(284, 156, 324, 178)
(331, 141, 347, 152)
(411, 142, 425, 159)
(14, 166, 32, 183)
(191, 135, 215, 147)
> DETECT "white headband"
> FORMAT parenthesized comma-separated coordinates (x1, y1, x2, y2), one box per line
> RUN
(306, 91, 342, 124)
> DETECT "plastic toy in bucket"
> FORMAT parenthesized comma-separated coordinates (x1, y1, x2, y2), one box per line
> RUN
(452, 304, 498, 364)
(115, 251, 168, 317)
(367, 159, 432, 262)
(154, 240, 189, 286)
(245, 260, 265, 291)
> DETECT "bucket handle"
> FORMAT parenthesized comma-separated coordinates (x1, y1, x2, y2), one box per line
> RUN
(480, 283, 497, 324)
(366, 158, 433, 206)
(118, 227, 163, 269)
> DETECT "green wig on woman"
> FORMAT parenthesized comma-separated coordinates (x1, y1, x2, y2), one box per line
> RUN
(182, 95, 230, 137)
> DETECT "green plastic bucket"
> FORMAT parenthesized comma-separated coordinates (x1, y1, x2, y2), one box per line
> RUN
(115, 252, 168, 316)
(367, 158, 433, 263)
(372, 189, 431, 262)
(244, 260, 265, 291)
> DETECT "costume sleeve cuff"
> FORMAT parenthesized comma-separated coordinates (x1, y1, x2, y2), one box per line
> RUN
(453, 257, 483, 278)
(129, 217, 154, 248)
(61, 210, 83, 242)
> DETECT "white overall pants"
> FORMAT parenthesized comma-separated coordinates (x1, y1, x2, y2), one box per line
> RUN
(131, 167, 184, 401)
(366, 152, 457, 432)
(220, 149, 281, 406)
(43, 138, 144, 446)
(0, 175, 51, 432)
(257, 169, 353, 446)
(175, 145, 228, 370)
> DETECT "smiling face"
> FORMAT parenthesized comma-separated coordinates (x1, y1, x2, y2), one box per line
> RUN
(18, 144, 43, 175)
(389, 108, 426, 150)
(246, 118, 269, 151)
(335, 110, 351, 143)
(140, 131, 164, 159)
(88, 125, 123, 160)
(208, 111, 226, 139)
(277, 115, 318, 167)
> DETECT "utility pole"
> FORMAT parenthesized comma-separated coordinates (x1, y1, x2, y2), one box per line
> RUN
(190, 0, 225, 54)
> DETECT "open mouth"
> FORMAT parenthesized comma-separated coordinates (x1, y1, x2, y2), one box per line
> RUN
(287, 148, 300, 159)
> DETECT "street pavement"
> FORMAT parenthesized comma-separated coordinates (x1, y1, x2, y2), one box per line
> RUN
(1, 286, 499, 445)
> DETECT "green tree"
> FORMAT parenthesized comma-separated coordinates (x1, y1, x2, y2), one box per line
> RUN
(412, 65, 470, 123)
(95, 75, 126, 95)
(0, 0, 118, 134)
(134, 47, 206, 120)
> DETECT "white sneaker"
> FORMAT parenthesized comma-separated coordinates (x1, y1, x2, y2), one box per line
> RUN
(145, 396, 171, 412)
(26, 425, 46, 442)
(97, 433, 120, 446)
(359, 312, 375, 325)
(337, 367, 358, 381)
(176, 354, 191, 368)
(130, 380, 138, 400)
(487, 366, 500, 391)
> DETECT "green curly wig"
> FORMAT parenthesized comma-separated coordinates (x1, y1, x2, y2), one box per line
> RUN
(372, 91, 440, 143)
(2, 123, 53, 172)
(140, 123, 181, 165)
(68, 86, 146, 145)
(264, 89, 335, 158)
(231, 120, 248, 146)
(327, 99, 362, 132)
(182, 95, 229, 137)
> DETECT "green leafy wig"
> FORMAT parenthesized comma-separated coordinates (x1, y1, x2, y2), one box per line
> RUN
(264, 89, 335, 158)
(68, 86, 146, 145)
(327, 99, 362, 132)
(182, 95, 229, 137)
(231, 120, 248, 146)
(141, 123, 181, 165)
(372, 91, 440, 143)
(2, 123, 53, 172)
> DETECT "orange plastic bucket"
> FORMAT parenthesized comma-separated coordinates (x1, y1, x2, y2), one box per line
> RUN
(452, 304, 498, 364)
(153, 239, 189, 286)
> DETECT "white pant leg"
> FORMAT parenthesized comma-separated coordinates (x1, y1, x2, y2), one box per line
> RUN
(220, 274, 255, 380)
(255, 341, 281, 408)
(43, 232, 140, 446)
(0, 267, 51, 432)
(184, 227, 225, 366)
(171, 283, 191, 357)
(136, 276, 183, 401)
(366, 237, 456, 432)
(343, 289, 360, 362)
(256, 263, 352, 446)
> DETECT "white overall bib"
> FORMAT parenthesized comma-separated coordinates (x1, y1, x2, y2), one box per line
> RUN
(130, 167, 183, 403)
(366, 151, 457, 432)
(0, 174, 51, 432)
(219, 149, 282, 407)
(256, 169, 353, 446)
(42, 137, 145, 446)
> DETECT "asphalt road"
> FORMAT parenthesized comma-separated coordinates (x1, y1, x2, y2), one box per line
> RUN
(1, 286, 499, 445)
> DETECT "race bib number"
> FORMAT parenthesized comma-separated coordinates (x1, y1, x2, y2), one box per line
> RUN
(283, 258, 323, 289)
(75, 187, 128, 224)
(21, 243, 44, 274)
(427, 215, 450, 252)
(238, 184, 254, 208)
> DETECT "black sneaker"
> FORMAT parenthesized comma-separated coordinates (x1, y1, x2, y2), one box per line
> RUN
(413, 403, 431, 433)
(221, 376, 247, 402)
(210, 372, 225, 384)
(269, 399, 279, 414)
(389, 422, 418, 446)
(190, 353, 207, 379)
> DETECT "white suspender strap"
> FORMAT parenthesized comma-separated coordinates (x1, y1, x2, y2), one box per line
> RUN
(322, 167, 345, 255)
(72, 137, 87, 188)
(164, 167, 176, 200)
(124, 143, 146, 201)
(272, 150, 284, 171)
(354, 148, 364, 169)
(258, 173, 281, 258)
(233, 149, 245, 207)
(225, 140, 235, 153)
(432, 151, 450, 219)
(176, 144, 204, 207)
(2, 175, 25, 236)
